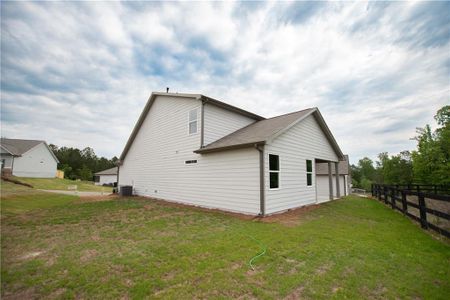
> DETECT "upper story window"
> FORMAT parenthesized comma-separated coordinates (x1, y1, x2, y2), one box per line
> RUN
(189, 108, 198, 135)
(269, 154, 280, 189)
(306, 159, 313, 186)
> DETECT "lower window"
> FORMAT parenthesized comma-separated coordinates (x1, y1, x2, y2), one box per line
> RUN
(307, 173, 312, 186)
(269, 154, 280, 189)
(270, 172, 279, 189)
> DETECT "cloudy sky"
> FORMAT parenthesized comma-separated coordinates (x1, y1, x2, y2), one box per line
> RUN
(1, 1, 449, 164)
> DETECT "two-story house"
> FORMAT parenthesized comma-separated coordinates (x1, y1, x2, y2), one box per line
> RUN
(118, 92, 348, 216)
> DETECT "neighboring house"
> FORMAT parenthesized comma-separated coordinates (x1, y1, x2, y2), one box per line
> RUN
(315, 155, 351, 203)
(118, 92, 347, 216)
(94, 167, 118, 186)
(0, 138, 59, 178)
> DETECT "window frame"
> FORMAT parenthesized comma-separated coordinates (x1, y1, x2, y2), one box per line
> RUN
(306, 159, 313, 187)
(188, 108, 199, 135)
(269, 154, 280, 190)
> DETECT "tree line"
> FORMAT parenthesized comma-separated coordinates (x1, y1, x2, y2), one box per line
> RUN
(49, 145, 118, 181)
(352, 105, 449, 191)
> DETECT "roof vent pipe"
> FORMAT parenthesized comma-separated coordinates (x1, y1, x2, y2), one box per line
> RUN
(166, 87, 169, 93)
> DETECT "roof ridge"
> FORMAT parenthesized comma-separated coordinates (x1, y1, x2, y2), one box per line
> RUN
(264, 107, 315, 120)
(1, 138, 45, 142)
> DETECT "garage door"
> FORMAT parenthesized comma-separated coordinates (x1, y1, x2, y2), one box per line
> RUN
(316, 176, 330, 203)
(316, 175, 346, 202)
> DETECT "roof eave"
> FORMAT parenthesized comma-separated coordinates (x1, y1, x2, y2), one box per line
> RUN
(194, 141, 265, 154)
(0, 145, 16, 156)
(200, 95, 265, 121)
(119, 92, 201, 161)
(312, 110, 345, 160)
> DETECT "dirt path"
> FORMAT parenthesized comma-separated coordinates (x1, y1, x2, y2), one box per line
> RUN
(38, 189, 112, 197)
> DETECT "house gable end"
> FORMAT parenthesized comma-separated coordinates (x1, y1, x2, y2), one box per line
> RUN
(269, 109, 344, 161)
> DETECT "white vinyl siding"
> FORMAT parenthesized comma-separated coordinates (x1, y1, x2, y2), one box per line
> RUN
(12, 143, 57, 178)
(203, 103, 256, 145)
(265, 114, 339, 214)
(119, 95, 260, 214)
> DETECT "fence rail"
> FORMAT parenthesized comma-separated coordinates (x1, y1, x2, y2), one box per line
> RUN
(372, 184, 450, 238)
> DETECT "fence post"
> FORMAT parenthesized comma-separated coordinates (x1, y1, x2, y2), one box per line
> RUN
(384, 187, 388, 204)
(434, 185, 437, 194)
(390, 188, 396, 209)
(418, 193, 428, 229)
(401, 190, 407, 214)
(378, 185, 381, 201)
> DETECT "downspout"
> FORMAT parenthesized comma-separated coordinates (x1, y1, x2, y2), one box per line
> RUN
(116, 161, 122, 193)
(255, 144, 265, 216)
(11, 156, 15, 175)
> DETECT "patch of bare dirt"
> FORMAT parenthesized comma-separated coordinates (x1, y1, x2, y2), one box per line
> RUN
(130, 196, 256, 221)
(123, 278, 133, 288)
(19, 251, 44, 260)
(315, 262, 334, 275)
(284, 286, 305, 300)
(332, 286, 342, 294)
(80, 249, 98, 262)
(75, 195, 118, 203)
(2, 287, 37, 300)
(48, 288, 66, 299)
(261, 204, 321, 227)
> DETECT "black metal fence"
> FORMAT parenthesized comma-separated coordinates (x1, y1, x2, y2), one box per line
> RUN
(372, 184, 450, 238)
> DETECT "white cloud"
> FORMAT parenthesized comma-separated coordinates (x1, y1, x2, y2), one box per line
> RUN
(1, 1, 449, 164)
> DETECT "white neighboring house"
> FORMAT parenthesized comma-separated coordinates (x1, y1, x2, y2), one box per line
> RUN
(315, 155, 351, 203)
(0, 138, 59, 178)
(94, 167, 118, 186)
(118, 92, 347, 216)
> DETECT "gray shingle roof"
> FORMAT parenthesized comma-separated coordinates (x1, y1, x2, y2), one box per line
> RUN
(1, 138, 59, 163)
(94, 167, 118, 175)
(1, 138, 44, 155)
(195, 108, 316, 153)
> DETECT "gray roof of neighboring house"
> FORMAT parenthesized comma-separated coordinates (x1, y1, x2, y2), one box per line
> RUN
(316, 155, 350, 175)
(94, 167, 118, 176)
(1, 138, 43, 156)
(1, 138, 59, 163)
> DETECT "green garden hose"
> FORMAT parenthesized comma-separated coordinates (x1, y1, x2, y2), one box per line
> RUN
(248, 235, 267, 270)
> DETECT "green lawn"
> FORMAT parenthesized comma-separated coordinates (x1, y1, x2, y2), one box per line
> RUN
(13, 176, 113, 192)
(1, 183, 449, 299)
(0, 181, 76, 215)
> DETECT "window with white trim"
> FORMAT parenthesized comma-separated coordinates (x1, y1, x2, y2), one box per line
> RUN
(269, 154, 280, 189)
(306, 159, 312, 186)
(188, 108, 198, 135)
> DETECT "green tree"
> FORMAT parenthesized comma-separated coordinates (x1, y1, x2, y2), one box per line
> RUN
(377, 151, 413, 185)
(78, 165, 93, 181)
(411, 106, 450, 185)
